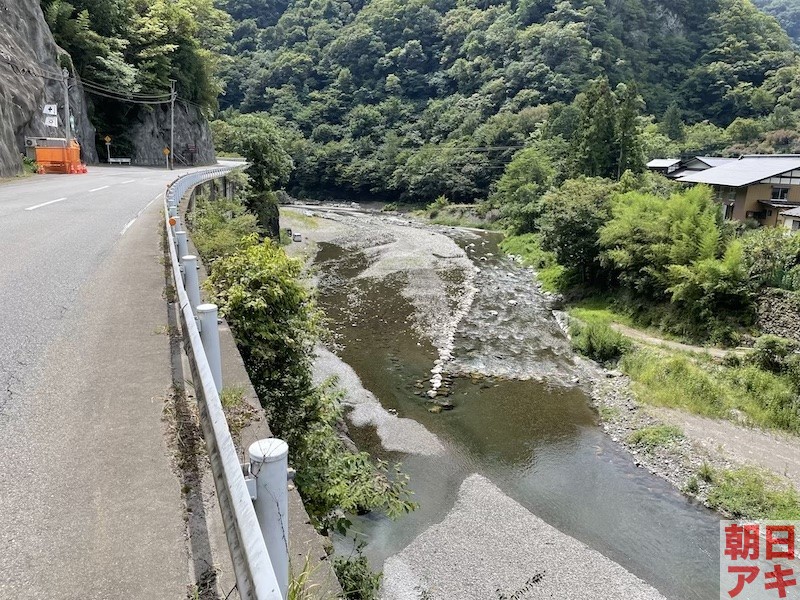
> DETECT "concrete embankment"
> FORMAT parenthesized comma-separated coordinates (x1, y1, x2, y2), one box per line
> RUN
(178, 191, 341, 597)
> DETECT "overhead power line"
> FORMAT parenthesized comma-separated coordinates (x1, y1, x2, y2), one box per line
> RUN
(81, 77, 172, 100)
(421, 145, 526, 152)
(177, 97, 205, 111)
(82, 86, 173, 105)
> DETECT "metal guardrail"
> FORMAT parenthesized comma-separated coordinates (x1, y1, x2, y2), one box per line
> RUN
(164, 168, 284, 600)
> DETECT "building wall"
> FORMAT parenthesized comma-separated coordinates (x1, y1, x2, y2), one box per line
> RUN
(727, 182, 800, 226)
(784, 216, 800, 231)
(730, 187, 752, 221)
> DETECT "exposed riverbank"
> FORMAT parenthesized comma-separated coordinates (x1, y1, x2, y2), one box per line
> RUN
(289, 205, 797, 513)
(281, 205, 721, 599)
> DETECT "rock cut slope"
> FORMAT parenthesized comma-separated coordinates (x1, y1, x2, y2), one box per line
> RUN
(0, 1, 96, 177)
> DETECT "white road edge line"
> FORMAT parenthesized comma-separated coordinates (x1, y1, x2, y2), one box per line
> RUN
(120, 193, 162, 236)
(121, 179, 136, 184)
(89, 185, 110, 192)
(120, 218, 136, 236)
(25, 197, 67, 211)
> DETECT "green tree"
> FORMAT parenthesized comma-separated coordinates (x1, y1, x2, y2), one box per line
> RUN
(226, 114, 293, 238)
(489, 147, 554, 233)
(660, 102, 685, 141)
(726, 117, 763, 143)
(575, 78, 618, 178)
(667, 240, 753, 339)
(574, 78, 644, 179)
(538, 177, 616, 282)
(741, 227, 800, 290)
(599, 186, 724, 299)
(209, 239, 317, 415)
(615, 82, 645, 178)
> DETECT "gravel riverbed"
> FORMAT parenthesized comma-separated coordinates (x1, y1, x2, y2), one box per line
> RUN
(283, 206, 678, 599)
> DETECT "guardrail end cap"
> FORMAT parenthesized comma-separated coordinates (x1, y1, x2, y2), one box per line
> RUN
(249, 438, 288, 463)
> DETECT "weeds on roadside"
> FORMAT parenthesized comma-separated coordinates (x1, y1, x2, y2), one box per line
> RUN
(621, 348, 800, 433)
(698, 462, 714, 483)
(219, 386, 258, 443)
(288, 555, 321, 600)
(189, 195, 260, 263)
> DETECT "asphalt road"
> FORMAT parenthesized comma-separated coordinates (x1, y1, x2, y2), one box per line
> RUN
(0, 165, 200, 598)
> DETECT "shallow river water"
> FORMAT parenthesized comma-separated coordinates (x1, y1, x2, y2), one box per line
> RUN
(313, 225, 721, 600)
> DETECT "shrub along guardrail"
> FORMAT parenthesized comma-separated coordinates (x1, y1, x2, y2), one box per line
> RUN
(165, 168, 288, 600)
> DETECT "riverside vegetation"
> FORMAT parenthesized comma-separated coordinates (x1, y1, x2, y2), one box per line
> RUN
(188, 182, 414, 599)
(546, 185, 800, 518)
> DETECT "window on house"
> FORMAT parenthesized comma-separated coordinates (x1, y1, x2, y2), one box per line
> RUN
(772, 187, 790, 200)
(768, 210, 773, 217)
(724, 205, 734, 220)
(793, 220, 800, 231)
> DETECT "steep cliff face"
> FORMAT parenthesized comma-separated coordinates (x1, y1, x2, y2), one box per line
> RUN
(126, 102, 216, 166)
(0, 1, 96, 177)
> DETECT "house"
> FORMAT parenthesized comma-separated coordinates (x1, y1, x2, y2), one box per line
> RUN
(646, 158, 682, 176)
(677, 155, 800, 227)
(672, 156, 736, 179)
(781, 206, 800, 231)
(646, 156, 736, 179)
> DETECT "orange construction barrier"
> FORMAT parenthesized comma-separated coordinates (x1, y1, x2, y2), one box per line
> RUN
(35, 140, 83, 174)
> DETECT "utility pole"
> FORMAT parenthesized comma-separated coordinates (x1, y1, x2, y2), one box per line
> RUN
(169, 79, 176, 171)
(62, 68, 72, 145)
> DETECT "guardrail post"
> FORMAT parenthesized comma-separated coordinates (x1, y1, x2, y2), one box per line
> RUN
(249, 439, 289, 600)
(182, 255, 201, 314)
(197, 303, 222, 392)
(176, 230, 188, 260)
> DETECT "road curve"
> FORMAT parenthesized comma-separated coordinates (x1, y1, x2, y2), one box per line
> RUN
(0, 165, 199, 598)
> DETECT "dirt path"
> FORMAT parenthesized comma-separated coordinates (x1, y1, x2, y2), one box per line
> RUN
(652, 407, 800, 489)
(609, 323, 746, 358)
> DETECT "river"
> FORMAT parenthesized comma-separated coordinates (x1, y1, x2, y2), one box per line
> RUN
(294, 207, 720, 600)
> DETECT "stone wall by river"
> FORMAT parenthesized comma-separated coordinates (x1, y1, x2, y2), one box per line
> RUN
(757, 288, 800, 342)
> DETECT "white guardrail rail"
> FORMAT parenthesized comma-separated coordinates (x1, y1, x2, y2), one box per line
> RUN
(164, 167, 285, 600)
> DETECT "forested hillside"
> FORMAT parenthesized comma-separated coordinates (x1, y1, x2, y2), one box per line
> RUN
(754, 0, 800, 45)
(213, 0, 800, 202)
(38, 0, 229, 160)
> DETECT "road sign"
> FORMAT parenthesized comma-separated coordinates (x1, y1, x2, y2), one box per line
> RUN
(43, 104, 57, 116)
(163, 147, 170, 156)
(104, 135, 111, 143)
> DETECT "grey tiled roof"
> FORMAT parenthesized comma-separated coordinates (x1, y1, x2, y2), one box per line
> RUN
(678, 155, 800, 187)
(646, 158, 681, 168)
(781, 205, 800, 218)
